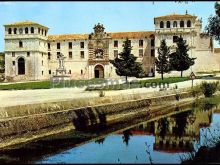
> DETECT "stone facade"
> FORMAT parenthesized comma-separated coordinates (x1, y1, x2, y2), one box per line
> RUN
(154, 12, 218, 77)
(3, 12, 219, 81)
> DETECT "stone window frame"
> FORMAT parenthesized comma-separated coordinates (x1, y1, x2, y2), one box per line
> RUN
(80, 51, 84, 59)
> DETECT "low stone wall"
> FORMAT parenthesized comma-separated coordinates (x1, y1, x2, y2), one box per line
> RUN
(0, 91, 195, 149)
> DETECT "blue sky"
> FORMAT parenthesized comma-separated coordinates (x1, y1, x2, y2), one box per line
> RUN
(0, 1, 219, 51)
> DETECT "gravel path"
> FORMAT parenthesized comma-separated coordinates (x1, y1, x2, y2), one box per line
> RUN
(0, 79, 218, 108)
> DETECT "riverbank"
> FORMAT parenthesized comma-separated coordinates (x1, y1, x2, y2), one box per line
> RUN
(0, 89, 197, 149)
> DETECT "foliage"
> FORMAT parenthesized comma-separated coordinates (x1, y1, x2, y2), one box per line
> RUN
(155, 39, 171, 80)
(205, 2, 220, 44)
(200, 81, 219, 97)
(190, 85, 202, 98)
(0, 53, 5, 74)
(169, 36, 196, 77)
(110, 38, 144, 83)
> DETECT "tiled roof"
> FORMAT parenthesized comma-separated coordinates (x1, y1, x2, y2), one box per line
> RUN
(108, 31, 155, 39)
(48, 34, 89, 40)
(48, 31, 155, 41)
(4, 21, 49, 29)
(214, 48, 220, 53)
(154, 13, 197, 20)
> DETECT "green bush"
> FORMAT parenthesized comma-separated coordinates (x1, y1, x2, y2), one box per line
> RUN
(200, 81, 219, 97)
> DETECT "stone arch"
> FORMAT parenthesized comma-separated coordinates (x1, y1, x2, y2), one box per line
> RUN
(160, 21, 164, 28)
(166, 21, 170, 28)
(17, 57, 25, 75)
(187, 20, 191, 27)
(94, 64, 104, 78)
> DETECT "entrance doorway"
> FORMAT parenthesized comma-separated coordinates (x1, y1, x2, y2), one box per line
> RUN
(94, 65, 104, 78)
(18, 57, 25, 75)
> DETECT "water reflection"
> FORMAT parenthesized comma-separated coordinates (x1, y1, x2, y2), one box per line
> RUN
(0, 100, 219, 164)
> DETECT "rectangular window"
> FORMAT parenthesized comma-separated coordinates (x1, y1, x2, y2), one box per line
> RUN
(42, 60, 43, 66)
(48, 52, 51, 60)
(42, 71, 44, 75)
(57, 52, 60, 59)
(114, 50, 118, 58)
(114, 40, 118, 47)
(151, 49, 155, 57)
(69, 42, 72, 49)
(151, 39, 155, 47)
(12, 61, 15, 66)
(27, 52, 30, 57)
(81, 69, 83, 75)
(49, 70, 51, 74)
(139, 49, 144, 57)
(80, 51, 84, 58)
(48, 43, 50, 50)
(57, 43, 60, 49)
(69, 52, 72, 59)
(80, 42, 84, 48)
(12, 52, 15, 57)
(69, 70, 71, 74)
(19, 41, 23, 48)
(139, 40, 143, 47)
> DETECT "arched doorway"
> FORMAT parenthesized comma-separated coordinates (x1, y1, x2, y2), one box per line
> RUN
(94, 65, 104, 78)
(18, 57, 25, 75)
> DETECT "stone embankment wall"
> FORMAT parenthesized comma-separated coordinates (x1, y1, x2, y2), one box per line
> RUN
(0, 91, 194, 149)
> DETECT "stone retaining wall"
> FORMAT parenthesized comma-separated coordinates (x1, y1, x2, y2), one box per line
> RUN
(0, 91, 195, 149)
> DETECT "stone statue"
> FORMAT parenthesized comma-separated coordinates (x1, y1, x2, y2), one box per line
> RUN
(58, 53, 66, 69)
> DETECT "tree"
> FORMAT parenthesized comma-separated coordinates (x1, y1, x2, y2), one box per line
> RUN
(155, 39, 171, 80)
(169, 36, 196, 77)
(110, 38, 144, 83)
(215, 2, 220, 17)
(205, 2, 220, 44)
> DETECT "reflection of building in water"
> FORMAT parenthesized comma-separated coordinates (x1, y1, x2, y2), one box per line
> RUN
(153, 109, 213, 153)
(123, 108, 213, 152)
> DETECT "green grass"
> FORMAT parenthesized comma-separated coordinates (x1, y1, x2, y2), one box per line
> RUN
(0, 78, 107, 90)
(86, 76, 196, 91)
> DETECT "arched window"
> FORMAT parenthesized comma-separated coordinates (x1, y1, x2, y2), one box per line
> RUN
(38, 28, 40, 34)
(31, 27, 34, 34)
(18, 57, 25, 75)
(25, 27, 28, 34)
(8, 28, 12, 34)
(14, 28, 17, 34)
(173, 21, 177, 27)
(160, 21, 164, 28)
(166, 21, 170, 28)
(45, 30, 47, 36)
(41, 29, 43, 35)
(180, 20, 184, 27)
(187, 20, 191, 27)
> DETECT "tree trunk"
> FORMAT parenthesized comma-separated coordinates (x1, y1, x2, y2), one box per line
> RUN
(181, 71, 183, 78)
(125, 76, 128, 84)
(161, 73, 164, 80)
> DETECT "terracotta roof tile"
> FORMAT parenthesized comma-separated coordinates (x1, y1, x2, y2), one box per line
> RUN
(154, 13, 197, 20)
(48, 34, 89, 40)
(108, 31, 155, 39)
(48, 31, 155, 41)
(4, 21, 49, 29)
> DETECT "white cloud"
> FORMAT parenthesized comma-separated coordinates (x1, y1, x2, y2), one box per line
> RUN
(0, 2, 13, 6)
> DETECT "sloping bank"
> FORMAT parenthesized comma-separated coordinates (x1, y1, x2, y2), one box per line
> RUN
(0, 90, 198, 149)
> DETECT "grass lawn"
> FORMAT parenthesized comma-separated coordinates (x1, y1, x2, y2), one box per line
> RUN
(0, 78, 107, 90)
(86, 76, 198, 91)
